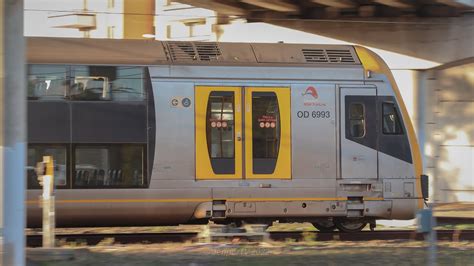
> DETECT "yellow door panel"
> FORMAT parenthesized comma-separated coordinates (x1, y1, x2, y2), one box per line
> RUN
(195, 86, 242, 180)
(245, 87, 291, 179)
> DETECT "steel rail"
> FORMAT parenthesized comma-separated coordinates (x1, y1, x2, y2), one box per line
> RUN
(26, 230, 474, 247)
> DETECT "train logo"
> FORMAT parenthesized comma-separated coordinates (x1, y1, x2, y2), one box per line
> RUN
(302, 86, 326, 106)
(302, 86, 318, 99)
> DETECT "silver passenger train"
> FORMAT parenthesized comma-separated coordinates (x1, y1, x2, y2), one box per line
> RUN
(26, 37, 428, 232)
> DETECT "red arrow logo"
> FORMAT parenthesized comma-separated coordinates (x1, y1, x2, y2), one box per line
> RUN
(302, 86, 318, 99)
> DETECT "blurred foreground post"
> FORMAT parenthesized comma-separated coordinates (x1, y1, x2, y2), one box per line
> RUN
(0, 0, 26, 265)
(417, 207, 437, 266)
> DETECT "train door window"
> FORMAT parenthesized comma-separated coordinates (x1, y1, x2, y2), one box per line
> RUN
(27, 145, 68, 189)
(349, 103, 365, 138)
(73, 144, 146, 188)
(252, 92, 280, 174)
(27, 65, 68, 100)
(206, 91, 235, 174)
(245, 87, 291, 179)
(196, 86, 242, 180)
(382, 102, 403, 134)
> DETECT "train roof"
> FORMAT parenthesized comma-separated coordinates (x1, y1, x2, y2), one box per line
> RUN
(27, 37, 362, 67)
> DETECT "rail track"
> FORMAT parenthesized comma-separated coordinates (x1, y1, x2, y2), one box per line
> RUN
(26, 230, 474, 247)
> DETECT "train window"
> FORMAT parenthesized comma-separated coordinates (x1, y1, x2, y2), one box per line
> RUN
(70, 66, 145, 101)
(112, 67, 146, 101)
(28, 65, 68, 100)
(206, 91, 235, 174)
(27, 145, 68, 189)
(382, 102, 403, 134)
(207, 91, 235, 160)
(349, 103, 365, 138)
(73, 145, 146, 188)
(252, 92, 280, 174)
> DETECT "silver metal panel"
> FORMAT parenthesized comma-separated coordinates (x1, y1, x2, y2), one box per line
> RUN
(364, 201, 392, 219)
(252, 43, 306, 63)
(212, 187, 336, 199)
(27, 188, 211, 227)
(27, 38, 366, 67)
(227, 201, 336, 218)
(379, 152, 414, 178)
(166, 65, 364, 81)
(218, 42, 258, 63)
(390, 198, 417, 219)
(335, 86, 341, 179)
(291, 84, 337, 179)
(151, 179, 336, 190)
(28, 37, 168, 65)
(336, 180, 383, 198)
(151, 82, 195, 183)
(383, 178, 418, 198)
(251, 43, 360, 65)
(149, 65, 170, 78)
(340, 87, 378, 179)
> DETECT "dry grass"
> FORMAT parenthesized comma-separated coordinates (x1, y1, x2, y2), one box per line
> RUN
(28, 240, 474, 266)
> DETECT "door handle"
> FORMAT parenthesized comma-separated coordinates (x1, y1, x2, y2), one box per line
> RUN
(236, 132, 242, 141)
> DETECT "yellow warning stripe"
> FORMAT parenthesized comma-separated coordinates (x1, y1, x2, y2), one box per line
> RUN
(25, 198, 210, 204)
(226, 197, 345, 202)
(26, 197, 385, 204)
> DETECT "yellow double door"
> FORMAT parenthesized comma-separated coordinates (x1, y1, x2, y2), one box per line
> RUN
(196, 86, 291, 180)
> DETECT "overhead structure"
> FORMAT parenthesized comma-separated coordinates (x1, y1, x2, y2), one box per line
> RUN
(240, 0, 299, 12)
(372, 0, 414, 9)
(181, 0, 473, 18)
(312, 0, 356, 9)
(176, 0, 246, 15)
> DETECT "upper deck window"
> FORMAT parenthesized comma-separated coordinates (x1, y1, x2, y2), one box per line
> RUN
(28, 65, 146, 101)
(28, 65, 68, 100)
(71, 66, 145, 101)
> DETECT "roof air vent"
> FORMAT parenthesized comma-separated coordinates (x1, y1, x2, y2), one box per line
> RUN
(196, 42, 221, 61)
(302, 49, 328, 63)
(167, 42, 197, 61)
(326, 49, 355, 63)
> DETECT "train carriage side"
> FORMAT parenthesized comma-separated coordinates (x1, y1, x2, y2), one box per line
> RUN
(25, 38, 427, 230)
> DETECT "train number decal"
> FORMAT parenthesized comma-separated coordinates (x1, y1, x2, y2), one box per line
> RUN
(296, 110, 330, 119)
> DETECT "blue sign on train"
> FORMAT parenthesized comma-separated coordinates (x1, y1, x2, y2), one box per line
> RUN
(182, 98, 191, 107)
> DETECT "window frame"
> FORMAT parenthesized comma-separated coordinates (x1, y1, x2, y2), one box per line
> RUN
(348, 102, 366, 138)
(27, 64, 70, 101)
(251, 91, 281, 160)
(206, 91, 236, 160)
(27, 64, 148, 102)
(27, 144, 70, 190)
(72, 143, 148, 189)
(382, 101, 404, 135)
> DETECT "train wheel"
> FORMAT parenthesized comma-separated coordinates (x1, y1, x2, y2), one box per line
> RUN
(335, 219, 367, 233)
(312, 220, 336, 232)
